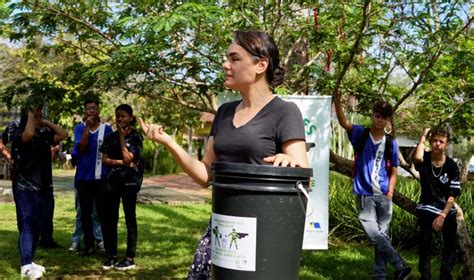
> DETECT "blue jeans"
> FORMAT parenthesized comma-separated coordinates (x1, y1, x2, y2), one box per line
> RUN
(39, 188, 54, 244)
(13, 188, 49, 265)
(356, 195, 405, 279)
(71, 188, 102, 243)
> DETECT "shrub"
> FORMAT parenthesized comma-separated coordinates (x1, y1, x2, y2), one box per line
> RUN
(328, 172, 473, 250)
(141, 139, 181, 175)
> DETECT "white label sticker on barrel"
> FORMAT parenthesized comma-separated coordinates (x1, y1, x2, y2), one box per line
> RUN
(211, 212, 257, 271)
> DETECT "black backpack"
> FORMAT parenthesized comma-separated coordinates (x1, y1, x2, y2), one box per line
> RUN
(353, 127, 394, 177)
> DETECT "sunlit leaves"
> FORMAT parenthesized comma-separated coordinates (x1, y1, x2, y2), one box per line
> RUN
(0, 1, 472, 143)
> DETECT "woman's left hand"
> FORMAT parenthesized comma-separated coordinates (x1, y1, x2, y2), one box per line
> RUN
(263, 153, 301, 167)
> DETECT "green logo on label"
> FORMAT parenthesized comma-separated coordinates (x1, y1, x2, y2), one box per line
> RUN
(304, 118, 317, 136)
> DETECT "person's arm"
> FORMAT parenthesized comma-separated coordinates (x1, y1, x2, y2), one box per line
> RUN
(387, 166, 398, 200)
(22, 111, 37, 143)
(102, 152, 124, 166)
(165, 136, 215, 187)
(434, 163, 461, 231)
(139, 118, 214, 187)
(78, 125, 90, 153)
(0, 140, 12, 164)
(334, 89, 352, 133)
(432, 196, 455, 232)
(263, 139, 309, 167)
(100, 133, 128, 167)
(78, 116, 100, 153)
(414, 128, 430, 164)
(117, 127, 135, 165)
(42, 119, 68, 144)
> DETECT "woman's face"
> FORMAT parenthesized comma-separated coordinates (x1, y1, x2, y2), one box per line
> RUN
(115, 109, 132, 129)
(222, 42, 262, 90)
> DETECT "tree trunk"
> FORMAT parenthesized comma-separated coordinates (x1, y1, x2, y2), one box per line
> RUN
(455, 204, 473, 280)
(329, 150, 353, 176)
(152, 149, 159, 174)
(329, 149, 473, 279)
(392, 191, 417, 215)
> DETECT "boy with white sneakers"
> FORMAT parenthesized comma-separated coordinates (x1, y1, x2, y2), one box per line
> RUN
(10, 104, 67, 279)
(21, 262, 45, 279)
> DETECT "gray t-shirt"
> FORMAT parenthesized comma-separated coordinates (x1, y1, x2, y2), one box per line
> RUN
(211, 97, 306, 164)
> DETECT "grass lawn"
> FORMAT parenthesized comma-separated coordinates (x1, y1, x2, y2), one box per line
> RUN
(0, 189, 461, 279)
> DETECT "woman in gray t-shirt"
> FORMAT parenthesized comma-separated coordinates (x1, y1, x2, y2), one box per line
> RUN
(140, 30, 308, 280)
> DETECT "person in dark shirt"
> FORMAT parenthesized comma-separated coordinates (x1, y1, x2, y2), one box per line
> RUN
(11, 105, 67, 279)
(2, 118, 62, 250)
(414, 127, 461, 280)
(99, 104, 143, 271)
(140, 30, 308, 280)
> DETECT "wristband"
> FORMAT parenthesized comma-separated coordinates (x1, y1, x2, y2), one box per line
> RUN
(439, 212, 446, 219)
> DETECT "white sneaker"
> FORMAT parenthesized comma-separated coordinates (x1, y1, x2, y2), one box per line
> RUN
(69, 242, 80, 252)
(32, 262, 45, 273)
(20, 264, 43, 279)
(96, 240, 105, 252)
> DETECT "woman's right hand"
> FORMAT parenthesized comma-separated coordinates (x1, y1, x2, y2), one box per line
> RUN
(139, 118, 173, 145)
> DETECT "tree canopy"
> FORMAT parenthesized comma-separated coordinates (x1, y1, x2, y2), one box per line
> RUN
(0, 1, 472, 142)
(1, 1, 472, 276)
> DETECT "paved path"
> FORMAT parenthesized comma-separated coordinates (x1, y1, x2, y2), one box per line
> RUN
(0, 169, 211, 205)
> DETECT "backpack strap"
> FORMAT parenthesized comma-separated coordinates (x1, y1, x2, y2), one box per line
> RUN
(352, 127, 371, 178)
(384, 133, 394, 174)
(355, 127, 371, 157)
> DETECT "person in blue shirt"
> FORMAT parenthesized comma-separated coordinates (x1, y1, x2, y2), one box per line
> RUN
(335, 97, 412, 280)
(72, 100, 113, 256)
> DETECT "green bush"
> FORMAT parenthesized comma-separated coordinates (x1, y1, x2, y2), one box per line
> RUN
(328, 172, 473, 250)
(141, 139, 181, 175)
(328, 172, 365, 244)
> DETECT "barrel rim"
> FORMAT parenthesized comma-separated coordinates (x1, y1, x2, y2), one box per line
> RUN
(211, 162, 313, 177)
(212, 182, 311, 193)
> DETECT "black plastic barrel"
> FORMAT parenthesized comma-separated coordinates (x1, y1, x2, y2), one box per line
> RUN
(210, 162, 313, 280)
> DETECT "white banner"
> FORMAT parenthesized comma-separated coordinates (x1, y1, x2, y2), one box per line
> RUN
(286, 96, 331, 250)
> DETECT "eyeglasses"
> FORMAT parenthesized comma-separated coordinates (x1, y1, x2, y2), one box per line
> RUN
(85, 106, 99, 111)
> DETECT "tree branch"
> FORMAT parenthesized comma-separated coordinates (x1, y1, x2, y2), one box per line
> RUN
(28, 1, 121, 48)
(437, 98, 474, 127)
(49, 35, 108, 62)
(394, 16, 474, 111)
(332, 0, 371, 101)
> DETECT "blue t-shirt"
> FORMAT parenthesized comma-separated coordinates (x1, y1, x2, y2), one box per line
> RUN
(349, 125, 399, 196)
(73, 122, 113, 181)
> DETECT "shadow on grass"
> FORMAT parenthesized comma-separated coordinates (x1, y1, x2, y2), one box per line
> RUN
(0, 196, 211, 279)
